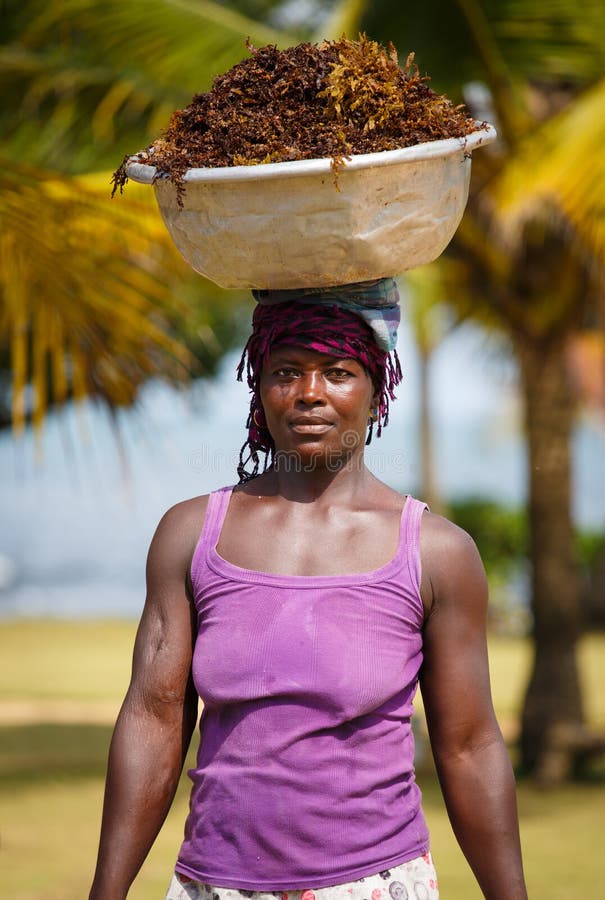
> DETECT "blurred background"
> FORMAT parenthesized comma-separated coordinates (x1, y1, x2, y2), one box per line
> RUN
(1, 1, 604, 898)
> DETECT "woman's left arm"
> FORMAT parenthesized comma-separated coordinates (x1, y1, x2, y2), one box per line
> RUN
(419, 513, 528, 900)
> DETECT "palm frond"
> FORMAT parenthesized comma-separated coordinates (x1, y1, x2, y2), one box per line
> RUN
(358, 0, 605, 108)
(21, 0, 285, 85)
(490, 77, 605, 267)
(491, 0, 605, 83)
(1, 0, 291, 170)
(0, 157, 197, 436)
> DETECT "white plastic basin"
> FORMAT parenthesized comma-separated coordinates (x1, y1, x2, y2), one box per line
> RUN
(126, 123, 496, 289)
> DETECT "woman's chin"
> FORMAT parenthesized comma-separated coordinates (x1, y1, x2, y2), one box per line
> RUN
(273, 443, 363, 474)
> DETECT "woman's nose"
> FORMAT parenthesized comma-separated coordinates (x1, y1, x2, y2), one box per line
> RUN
(297, 371, 325, 404)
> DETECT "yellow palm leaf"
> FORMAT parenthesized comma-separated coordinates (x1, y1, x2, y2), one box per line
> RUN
(490, 77, 605, 264)
(0, 157, 198, 436)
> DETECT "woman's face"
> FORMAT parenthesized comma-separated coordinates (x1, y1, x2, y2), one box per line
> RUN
(259, 345, 377, 470)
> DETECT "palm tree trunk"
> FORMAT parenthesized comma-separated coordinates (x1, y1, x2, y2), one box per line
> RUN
(517, 337, 585, 784)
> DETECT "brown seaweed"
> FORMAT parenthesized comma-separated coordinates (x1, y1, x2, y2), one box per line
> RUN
(112, 35, 482, 201)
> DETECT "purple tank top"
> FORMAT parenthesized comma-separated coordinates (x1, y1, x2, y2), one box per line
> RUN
(176, 486, 430, 890)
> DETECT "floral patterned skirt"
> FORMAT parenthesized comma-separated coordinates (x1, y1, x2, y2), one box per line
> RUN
(166, 854, 439, 900)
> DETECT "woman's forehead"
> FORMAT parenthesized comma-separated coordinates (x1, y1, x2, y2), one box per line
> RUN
(265, 345, 366, 368)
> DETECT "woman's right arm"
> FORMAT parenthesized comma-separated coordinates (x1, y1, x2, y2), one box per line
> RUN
(89, 498, 207, 900)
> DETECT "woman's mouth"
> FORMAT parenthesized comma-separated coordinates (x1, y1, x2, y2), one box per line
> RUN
(288, 417, 333, 434)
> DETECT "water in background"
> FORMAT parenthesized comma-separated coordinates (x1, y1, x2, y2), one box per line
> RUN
(1, 321, 604, 618)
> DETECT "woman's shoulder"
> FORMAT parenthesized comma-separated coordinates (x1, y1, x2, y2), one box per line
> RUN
(419, 508, 484, 574)
(158, 484, 234, 524)
(150, 487, 232, 558)
(157, 493, 211, 530)
(146, 489, 235, 585)
(418, 509, 487, 613)
(419, 509, 480, 556)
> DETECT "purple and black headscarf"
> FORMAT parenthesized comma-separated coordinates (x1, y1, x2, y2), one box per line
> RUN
(236, 278, 403, 482)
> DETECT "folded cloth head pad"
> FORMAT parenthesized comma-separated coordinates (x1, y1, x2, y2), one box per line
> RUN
(252, 277, 400, 353)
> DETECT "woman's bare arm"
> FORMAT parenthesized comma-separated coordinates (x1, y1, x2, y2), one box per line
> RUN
(419, 513, 527, 900)
(89, 497, 207, 900)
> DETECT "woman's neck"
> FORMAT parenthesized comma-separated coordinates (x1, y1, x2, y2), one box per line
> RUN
(257, 453, 376, 505)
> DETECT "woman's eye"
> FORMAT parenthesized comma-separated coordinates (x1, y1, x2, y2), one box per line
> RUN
(274, 367, 298, 377)
(327, 368, 353, 378)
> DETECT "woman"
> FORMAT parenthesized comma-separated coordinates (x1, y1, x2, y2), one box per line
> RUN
(89, 281, 528, 900)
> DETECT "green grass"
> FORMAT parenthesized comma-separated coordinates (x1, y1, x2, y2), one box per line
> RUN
(2, 620, 605, 899)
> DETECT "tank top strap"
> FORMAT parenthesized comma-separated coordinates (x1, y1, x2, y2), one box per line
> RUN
(190, 485, 234, 581)
(400, 495, 429, 596)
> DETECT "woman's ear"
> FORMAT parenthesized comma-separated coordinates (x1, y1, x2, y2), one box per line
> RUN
(368, 388, 380, 423)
